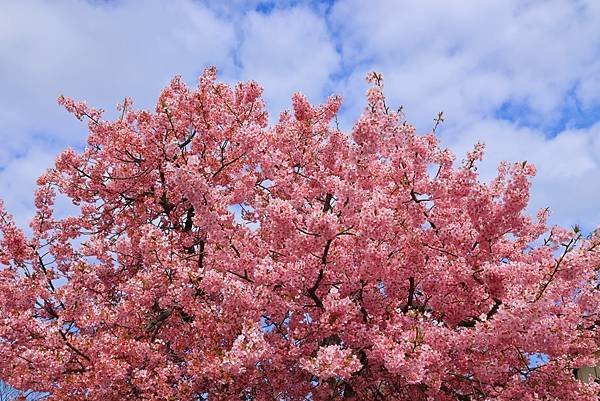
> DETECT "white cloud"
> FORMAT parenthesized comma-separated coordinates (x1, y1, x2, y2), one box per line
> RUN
(330, 0, 600, 127)
(576, 57, 600, 106)
(0, 0, 236, 120)
(237, 7, 340, 118)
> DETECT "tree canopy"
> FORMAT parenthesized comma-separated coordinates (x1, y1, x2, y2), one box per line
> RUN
(0, 68, 598, 400)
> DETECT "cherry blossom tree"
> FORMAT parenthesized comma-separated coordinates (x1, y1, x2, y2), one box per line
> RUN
(0, 68, 599, 400)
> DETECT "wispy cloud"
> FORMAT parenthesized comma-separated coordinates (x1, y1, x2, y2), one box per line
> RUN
(1, 0, 599, 230)
(237, 6, 340, 116)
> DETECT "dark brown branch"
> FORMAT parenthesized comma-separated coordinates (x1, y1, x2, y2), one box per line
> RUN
(323, 193, 333, 213)
(305, 237, 335, 309)
(432, 111, 444, 133)
(457, 297, 503, 328)
(306, 268, 325, 308)
(162, 105, 178, 136)
(212, 152, 247, 178)
(179, 128, 197, 148)
(183, 206, 195, 232)
(197, 240, 205, 270)
(296, 226, 320, 237)
(226, 269, 254, 283)
(230, 243, 241, 258)
(37, 252, 57, 293)
(486, 298, 502, 320)
(534, 236, 578, 302)
(356, 282, 369, 323)
(321, 238, 333, 265)
(59, 330, 91, 362)
(401, 277, 416, 313)
(423, 243, 458, 258)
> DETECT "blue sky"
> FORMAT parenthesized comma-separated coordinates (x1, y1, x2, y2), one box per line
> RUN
(1, 0, 599, 231)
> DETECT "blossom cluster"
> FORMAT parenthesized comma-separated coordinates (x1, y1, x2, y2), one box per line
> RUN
(0, 68, 598, 400)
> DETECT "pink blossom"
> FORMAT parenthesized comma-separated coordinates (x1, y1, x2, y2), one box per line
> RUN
(0, 67, 598, 400)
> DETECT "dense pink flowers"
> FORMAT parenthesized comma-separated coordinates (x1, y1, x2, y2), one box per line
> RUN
(301, 344, 362, 380)
(0, 68, 599, 400)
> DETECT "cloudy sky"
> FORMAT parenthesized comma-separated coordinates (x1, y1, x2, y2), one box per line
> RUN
(1, 0, 599, 231)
